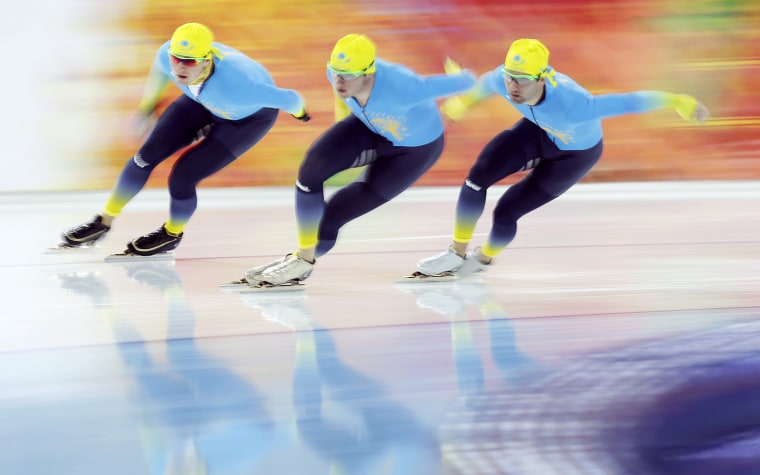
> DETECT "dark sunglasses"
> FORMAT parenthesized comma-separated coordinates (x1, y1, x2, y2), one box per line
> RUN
(169, 53, 206, 66)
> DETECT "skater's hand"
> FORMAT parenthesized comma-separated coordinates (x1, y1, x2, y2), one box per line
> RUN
(443, 57, 475, 78)
(440, 57, 478, 123)
(440, 96, 471, 122)
(292, 107, 311, 122)
(673, 94, 710, 125)
(444, 57, 463, 75)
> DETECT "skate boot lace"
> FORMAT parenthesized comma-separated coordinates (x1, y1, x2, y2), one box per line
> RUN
(70, 223, 90, 233)
(70, 220, 99, 234)
(65, 217, 107, 241)
(142, 228, 165, 240)
(265, 255, 311, 282)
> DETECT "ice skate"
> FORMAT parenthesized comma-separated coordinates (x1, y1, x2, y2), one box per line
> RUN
(241, 279, 307, 293)
(400, 246, 490, 283)
(218, 276, 251, 291)
(221, 278, 306, 293)
(417, 246, 465, 275)
(245, 254, 291, 284)
(105, 225, 181, 262)
(219, 254, 303, 292)
(50, 215, 111, 251)
(398, 246, 464, 282)
(397, 270, 459, 283)
(258, 253, 314, 286)
(458, 247, 490, 276)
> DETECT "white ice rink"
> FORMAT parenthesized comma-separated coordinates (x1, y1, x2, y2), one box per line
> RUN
(1, 181, 759, 474)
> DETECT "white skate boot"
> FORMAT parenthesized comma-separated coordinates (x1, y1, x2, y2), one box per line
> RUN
(260, 253, 314, 286)
(220, 254, 297, 291)
(245, 254, 291, 284)
(457, 247, 490, 276)
(416, 246, 465, 276)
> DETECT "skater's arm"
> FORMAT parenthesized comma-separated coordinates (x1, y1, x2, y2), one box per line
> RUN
(399, 59, 477, 105)
(574, 91, 710, 124)
(439, 67, 500, 121)
(242, 82, 307, 117)
(137, 50, 172, 117)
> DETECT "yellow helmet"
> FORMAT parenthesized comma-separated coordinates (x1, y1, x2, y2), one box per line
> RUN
(170, 23, 214, 59)
(328, 34, 376, 74)
(503, 38, 549, 76)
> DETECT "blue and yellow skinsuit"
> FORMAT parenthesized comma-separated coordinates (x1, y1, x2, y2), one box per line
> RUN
(452, 65, 696, 258)
(295, 58, 476, 256)
(103, 41, 305, 235)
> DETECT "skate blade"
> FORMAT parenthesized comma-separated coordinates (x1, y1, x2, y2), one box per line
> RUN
(395, 271, 459, 284)
(104, 250, 175, 262)
(219, 278, 251, 292)
(239, 280, 306, 293)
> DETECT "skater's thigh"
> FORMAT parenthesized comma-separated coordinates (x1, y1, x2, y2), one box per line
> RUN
(468, 119, 544, 187)
(362, 135, 444, 200)
(169, 136, 237, 189)
(208, 107, 279, 157)
(530, 140, 603, 197)
(298, 116, 385, 184)
(139, 96, 212, 162)
(170, 108, 280, 188)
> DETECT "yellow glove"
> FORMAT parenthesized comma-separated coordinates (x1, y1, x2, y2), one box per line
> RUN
(440, 96, 471, 122)
(672, 94, 709, 125)
(444, 57, 463, 75)
(292, 107, 311, 122)
(440, 57, 478, 121)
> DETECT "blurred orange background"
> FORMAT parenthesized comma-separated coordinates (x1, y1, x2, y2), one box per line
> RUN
(89, 0, 759, 189)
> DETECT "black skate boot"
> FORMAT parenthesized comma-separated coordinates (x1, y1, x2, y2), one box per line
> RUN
(61, 215, 110, 247)
(126, 225, 183, 256)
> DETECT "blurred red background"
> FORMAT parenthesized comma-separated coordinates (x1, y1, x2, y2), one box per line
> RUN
(91, 0, 759, 189)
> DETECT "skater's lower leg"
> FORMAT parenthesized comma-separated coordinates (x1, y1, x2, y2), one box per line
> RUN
(451, 241, 468, 258)
(450, 241, 493, 264)
(297, 247, 316, 264)
(100, 214, 115, 227)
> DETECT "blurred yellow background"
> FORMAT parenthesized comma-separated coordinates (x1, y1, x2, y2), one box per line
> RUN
(57, 0, 760, 189)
